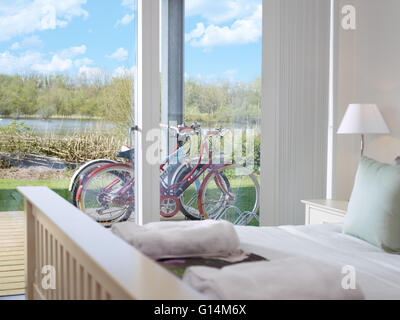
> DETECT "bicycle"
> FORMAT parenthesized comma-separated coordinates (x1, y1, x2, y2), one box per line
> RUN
(69, 148, 134, 206)
(76, 123, 260, 227)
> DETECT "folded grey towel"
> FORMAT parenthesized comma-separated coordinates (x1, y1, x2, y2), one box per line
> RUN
(183, 257, 365, 300)
(111, 220, 241, 260)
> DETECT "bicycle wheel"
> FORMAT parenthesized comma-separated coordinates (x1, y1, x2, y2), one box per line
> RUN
(78, 164, 134, 227)
(172, 164, 230, 220)
(198, 164, 260, 225)
(171, 164, 207, 220)
(70, 159, 117, 206)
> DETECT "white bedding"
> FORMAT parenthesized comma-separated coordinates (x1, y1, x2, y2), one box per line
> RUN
(235, 223, 400, 300)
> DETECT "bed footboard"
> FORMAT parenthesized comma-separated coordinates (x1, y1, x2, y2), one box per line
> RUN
(18, 187, 203, 300)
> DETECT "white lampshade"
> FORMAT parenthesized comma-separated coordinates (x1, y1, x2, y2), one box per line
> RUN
(337, 104, 390, 134)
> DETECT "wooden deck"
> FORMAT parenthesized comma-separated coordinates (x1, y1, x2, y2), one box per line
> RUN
(0, 212, 25, 297)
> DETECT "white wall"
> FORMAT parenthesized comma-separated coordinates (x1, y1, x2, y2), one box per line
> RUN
(333, 0, 400, 199)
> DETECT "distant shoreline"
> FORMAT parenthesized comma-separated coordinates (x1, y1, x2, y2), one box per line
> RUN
(0, 116, 261, 128)
(0, 114, 103, 121)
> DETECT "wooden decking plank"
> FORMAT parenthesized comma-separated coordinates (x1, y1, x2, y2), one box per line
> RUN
(0, 232, 24, 235)
(0, 253, 25, 261)
(0, 240, 24, 245)
(0, 282, 25, 290)
(0, 245, 24, 249)
(0, 212, 25, 296)
(0, 270, 24, 278)
(0, 260, 25, 267)
(0, 265, 24, 272)
(0, 238, 24, 241)
(0, 289, 25, 297)
(0, 237, 24, 241)
(0, 276, 24, 284)
(0, 225, 25, 229)
(0, 239, 24, 243)
(0, 235, 23, 238)
(0, 247, 24, 252)
(0, 250, 24, 257)
(0, 242, 24, 245)
(0, 226, 24, 228)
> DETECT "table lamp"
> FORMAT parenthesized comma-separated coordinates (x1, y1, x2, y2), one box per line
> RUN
(337, 104, 390, 156)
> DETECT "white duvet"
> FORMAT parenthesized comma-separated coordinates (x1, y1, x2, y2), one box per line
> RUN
(235, 223, 400, 300)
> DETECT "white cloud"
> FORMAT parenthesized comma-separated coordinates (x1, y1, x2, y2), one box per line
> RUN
(74, 57, 93, 67)
(185, 0, 260, 24)
(121, 0, 136, 10)
(0, 0, 88, 42)
(0, 45, 89, 75)
(0, 50, 42, 74)
(79, 65, 102, 79)
(107, 48, 128, 62)
(32, 54, 72, 73)
(0, 50, 73, 74)
(115, 13, 134, 27)
(11, 35, 43, 50)
(185, 23, 205, 42)
(112, 65, 136, 78)
(59, 45, 87, 59)
(186, 5, 262, 48)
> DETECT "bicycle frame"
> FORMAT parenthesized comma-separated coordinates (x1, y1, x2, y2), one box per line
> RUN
(162, 132, 232, 199)
(77, 128, 235, 219)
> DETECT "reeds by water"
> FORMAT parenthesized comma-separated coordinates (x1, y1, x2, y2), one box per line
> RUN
(0, 131, 128, 163)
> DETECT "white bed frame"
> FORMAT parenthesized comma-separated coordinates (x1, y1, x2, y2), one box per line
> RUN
(18, 187, 203, 300)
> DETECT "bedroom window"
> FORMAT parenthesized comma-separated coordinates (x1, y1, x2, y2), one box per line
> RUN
(0, 1, 138, 224)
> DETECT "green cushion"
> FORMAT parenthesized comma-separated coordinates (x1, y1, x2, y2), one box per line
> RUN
(344, 157, 400, 253)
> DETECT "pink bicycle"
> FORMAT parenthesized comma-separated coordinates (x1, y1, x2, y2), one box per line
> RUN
(76, 123, 260, 226)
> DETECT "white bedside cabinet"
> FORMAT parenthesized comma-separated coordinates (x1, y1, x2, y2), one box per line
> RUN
(301, 200, 348, 225)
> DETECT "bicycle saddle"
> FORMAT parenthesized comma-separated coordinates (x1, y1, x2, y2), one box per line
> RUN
(116, 148, 135, 160)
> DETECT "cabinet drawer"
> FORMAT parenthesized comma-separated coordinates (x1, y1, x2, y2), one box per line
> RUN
(308, 208, 345, 225)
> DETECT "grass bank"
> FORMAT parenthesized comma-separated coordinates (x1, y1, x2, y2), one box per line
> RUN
(0, 179, 70, 211)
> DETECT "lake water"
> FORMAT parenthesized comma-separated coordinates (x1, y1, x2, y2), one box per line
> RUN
(0, 118, 260, 135)
(0, 118, 114, 135)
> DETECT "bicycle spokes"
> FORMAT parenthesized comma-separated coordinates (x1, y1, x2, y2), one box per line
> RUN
(198, 165, 260, 225)
(79, 164, 134, 226)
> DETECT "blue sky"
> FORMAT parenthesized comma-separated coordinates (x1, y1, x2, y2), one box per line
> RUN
(0, 0, 262, 82)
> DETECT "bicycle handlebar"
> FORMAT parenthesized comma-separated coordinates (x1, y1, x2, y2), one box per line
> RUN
(160, 123, 179, 133)
(160, 122, 201, 135)
(160, 122, 225, 138)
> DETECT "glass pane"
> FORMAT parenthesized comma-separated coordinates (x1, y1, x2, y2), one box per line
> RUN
(0, 1, 137, 227)
(184, 0, 261, 226)
(158, 0, 262, 225)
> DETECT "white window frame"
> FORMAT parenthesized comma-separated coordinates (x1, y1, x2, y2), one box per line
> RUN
(135, 0, 160, 224)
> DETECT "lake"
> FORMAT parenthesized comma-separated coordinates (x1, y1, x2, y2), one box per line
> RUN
(0, 118, 260, 135)
(0, 118, 114, 135)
